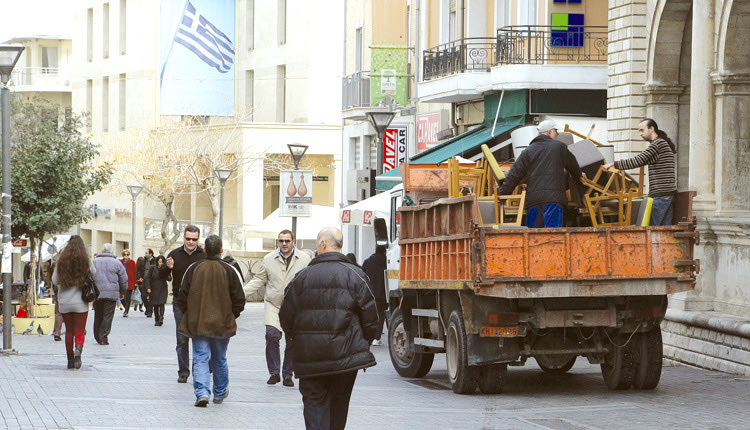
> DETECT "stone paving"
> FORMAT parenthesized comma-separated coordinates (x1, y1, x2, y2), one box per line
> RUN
(1, 303, 749, 429)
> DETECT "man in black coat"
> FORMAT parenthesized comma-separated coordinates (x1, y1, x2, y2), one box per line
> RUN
(498, 119, 584, 228)
(280, 227, 378, 430)
(159, 225, 206, 383)
(362, 245, 387, 346)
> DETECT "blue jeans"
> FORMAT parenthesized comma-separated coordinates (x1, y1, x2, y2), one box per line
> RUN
(650, 195, 674, 226)
(192, 336, 230, 399)
(526, 203, 563, 228)
(266, 325, 293, 378)
(173, 306, 191, 378)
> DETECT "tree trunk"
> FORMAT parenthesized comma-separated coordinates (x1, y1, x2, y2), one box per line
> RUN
(25, 237, 39, 317)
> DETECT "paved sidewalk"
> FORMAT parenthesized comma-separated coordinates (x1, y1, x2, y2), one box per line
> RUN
(1, 303, 749, 429)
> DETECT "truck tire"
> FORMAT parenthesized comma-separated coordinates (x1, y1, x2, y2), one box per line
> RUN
(388, 308, 434, 378)
(537, 356, 577, 374)
(478, 363, 508, 394)
(633, 327, 663, 390)
(600, 333, 636, 390)
(446, 310, 478, 394)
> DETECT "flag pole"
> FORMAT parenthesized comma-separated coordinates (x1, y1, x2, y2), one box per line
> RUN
(160, 0, 190, 89)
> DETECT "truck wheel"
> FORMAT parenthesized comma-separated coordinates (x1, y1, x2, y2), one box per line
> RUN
(633, 327, 663, 390)
(446, 310, 478, 394)
(478, 363, 508, 394)
(537, 355, 577, 374)
(600, 333, 636, 390)
(388, 308, 434, 378)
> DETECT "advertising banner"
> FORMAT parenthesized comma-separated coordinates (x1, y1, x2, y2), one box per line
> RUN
(416, 112, 441, 151)
(382, 126, 407, 173)
(160, 0, 236, 116)
(279, 170, 313, 217)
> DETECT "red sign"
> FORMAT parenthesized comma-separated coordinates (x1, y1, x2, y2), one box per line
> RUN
(416, 112, 441, 151)
(382, 126, 407, 173)
(363, 210, 373, 225)
(341, 210, 351, 224)
(12, 239, 28, 247)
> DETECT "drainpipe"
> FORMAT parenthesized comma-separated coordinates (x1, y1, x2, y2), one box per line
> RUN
(460, 0, 465, 40)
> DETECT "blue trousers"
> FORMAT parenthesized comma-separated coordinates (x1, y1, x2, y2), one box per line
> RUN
(526, 203, 563, 228)
(173, 306, 191, 378)
(650, 195, 674, 226)
(192, 336, 230, 399)
(266, 325, 293, 378)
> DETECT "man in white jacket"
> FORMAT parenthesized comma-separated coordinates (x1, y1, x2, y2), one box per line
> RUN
(244, 229, 311, 387)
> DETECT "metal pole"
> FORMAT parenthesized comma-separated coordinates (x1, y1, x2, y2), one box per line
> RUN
(292, 216, 297, 240)
(131, 197, 136, 255)
(2, 82, 14, 352)
(376, 135, 384, 175)
(218, 182, 225, 241)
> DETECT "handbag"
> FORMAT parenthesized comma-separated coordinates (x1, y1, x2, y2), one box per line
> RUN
(131, 287, 142, 304)
(81, 273, 100, 302)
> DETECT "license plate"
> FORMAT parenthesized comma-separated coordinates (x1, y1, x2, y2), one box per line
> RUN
(480, 326, 519, 337)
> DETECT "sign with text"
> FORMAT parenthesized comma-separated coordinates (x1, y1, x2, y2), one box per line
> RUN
(416, 112, 441, 151)
(279, 170, 313, 217)
(382, 126, 408, 173)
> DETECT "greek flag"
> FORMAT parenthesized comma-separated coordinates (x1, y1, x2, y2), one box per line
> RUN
(174, 0, 234, 73)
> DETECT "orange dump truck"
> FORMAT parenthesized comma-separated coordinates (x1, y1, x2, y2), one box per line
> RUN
(382, 165, 699, 394)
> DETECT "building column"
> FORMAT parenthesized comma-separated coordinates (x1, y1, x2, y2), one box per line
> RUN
(687, 0, 716, 215)
(644, 83, 688, 189)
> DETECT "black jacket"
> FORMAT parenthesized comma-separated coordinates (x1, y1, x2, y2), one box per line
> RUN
(280, 252, 378, 378)
(159, 245, 206, 296)
(498, 134, 582, 208)
(362, 252, 387, 303)
(144, 264, 170, 305)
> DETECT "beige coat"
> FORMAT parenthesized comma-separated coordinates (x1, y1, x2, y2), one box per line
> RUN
(244, 249, 311, 331)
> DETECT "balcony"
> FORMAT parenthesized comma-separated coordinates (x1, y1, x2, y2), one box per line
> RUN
(496, 25, 608, 65)
(9, 66, 72, 92)
(342, 71, 371, 112)
(423, 38, 497, 81)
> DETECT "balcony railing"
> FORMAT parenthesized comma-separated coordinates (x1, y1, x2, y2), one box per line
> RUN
(9, 66, 71, 88)
(342, 71, 371, 110)
(423, 38, 496, 81)
(421, 26, 608, 80)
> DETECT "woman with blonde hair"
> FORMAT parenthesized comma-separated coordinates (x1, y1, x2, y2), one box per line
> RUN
(52, 235, 95, 369)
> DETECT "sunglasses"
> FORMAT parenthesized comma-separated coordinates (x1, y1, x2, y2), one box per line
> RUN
(184, 237, 199, 242)
(278, 239, 292, 243)
(123, 253, 130, 256)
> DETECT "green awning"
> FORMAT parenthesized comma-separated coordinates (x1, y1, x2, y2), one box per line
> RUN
(375, 167, 402, 191)
(409, 116, 524, 165)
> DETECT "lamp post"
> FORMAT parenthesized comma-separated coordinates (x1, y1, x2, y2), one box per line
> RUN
(366, 111, 396, 175)
(287, 143, 308, 239)
(1, 45, 24, 354)
(127, 185, 143, 257)
(214, 168, 234, 242)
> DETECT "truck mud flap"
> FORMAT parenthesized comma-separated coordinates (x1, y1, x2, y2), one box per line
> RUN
(466, 334, 520, 366)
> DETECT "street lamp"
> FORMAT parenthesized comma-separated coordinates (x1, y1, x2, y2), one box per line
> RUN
(214, 168, 234, 242)
(127, 185, 143, 258)
(287, 143, 308, 238)
(1, 45, 24, 354)
(366, 111, 396, 175)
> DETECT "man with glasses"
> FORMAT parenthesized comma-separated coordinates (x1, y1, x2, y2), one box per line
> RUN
(244, 229, 311, 387)
(160, 225, 206, 383)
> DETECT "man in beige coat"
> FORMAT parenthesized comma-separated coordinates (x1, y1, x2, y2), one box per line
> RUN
(245, 229, 311, 387)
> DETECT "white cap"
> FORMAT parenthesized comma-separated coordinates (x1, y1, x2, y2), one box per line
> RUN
(537, 120, 558, 133)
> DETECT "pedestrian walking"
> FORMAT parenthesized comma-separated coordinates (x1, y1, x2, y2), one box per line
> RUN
(47, 258, 64, 342)
(51, 235, 95, 369)
(120, 249, 137, 317)
(280, 227, 378, 430)
(137, 249, 155, 317)
(602, 118, 677, 226)
(222, 251, 244, 283)
(244, 229, 311, 387)
(159, 225, 206, 383)
(362, 245, 388, 346)
(145, 255, 170, 326)
(175, 235, 245, 407)
(92, 243, 128, 345)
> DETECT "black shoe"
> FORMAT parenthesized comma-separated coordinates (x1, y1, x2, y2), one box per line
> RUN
(283, 377, 294, 387)
(73, 345, 82, 369)
(54, 335, 61, 341)
(267, 374, 281, 385)
(67, 353, 75, 369)
(194, 396, 209, 407)
(213, 391, 228, 404)
(123, 312, 128, 318)
(178, 375, 189, 383)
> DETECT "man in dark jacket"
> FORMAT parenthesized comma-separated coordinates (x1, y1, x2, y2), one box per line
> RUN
(176, 235, 245, 407)
(92, 243, 128, 345)
(280, 227, 378, 430)
(498, 120, 583, 228)
(136, 249, 155, 317)
(362, 245, 387, 346)
(159, 225, 206, 383)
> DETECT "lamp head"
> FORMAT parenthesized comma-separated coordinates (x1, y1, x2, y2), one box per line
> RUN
(214, 168, 234, 184)
(287, 144, 308, 169)
(0, 45, 24, 84)
(127, 185, 144, 199)
(366, 111, 396, 138)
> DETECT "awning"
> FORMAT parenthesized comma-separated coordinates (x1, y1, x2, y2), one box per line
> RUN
(375, 168, 402, 192)
(340, 184, 403, 226)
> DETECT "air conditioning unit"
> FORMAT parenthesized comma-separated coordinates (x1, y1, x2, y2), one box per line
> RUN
(346, 169, 373, 201)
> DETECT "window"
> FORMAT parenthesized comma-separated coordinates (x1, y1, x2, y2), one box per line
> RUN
(119, 73, 126, 130)
(86, 79, 93, 131)
(41, 47, 58, 72)
(278, 0, 286, 45)
(518, 0, 537, 26)
(355, 28, 363, 72)
(276, 65, 286, 122)
(119, 0, 127, 55)
(103, 3, 110, 59)
(495, 0, 511, 29)
(245, 70, 254, 120)
(246, 0, 254, 50)
(87, 8, 93, 61)
(102, 77, 109, 132)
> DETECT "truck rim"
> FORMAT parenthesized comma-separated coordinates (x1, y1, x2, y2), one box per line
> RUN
(446, 324, 459, 381)
(392, 321, 413, 365)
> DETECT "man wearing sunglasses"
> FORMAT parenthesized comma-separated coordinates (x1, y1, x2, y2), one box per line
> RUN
(244, 229, 311, 387)
(160, 224, 206, 383)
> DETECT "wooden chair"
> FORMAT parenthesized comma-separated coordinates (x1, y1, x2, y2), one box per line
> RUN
(581, 167, 643, 226)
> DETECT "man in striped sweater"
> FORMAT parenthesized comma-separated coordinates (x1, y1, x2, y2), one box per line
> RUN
(603, 119, 677, 226)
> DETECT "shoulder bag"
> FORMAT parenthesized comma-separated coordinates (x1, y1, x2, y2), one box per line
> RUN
(81, 273, 100, 302)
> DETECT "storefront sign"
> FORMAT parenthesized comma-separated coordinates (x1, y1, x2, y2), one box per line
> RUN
(382, 126, 407, 173)
(416, 112, 441, 151)
(12, 239, 28, 247)
(279, 169, 313, 217)
(115, 208, 132, 218)
(341, 210, 351, 224)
